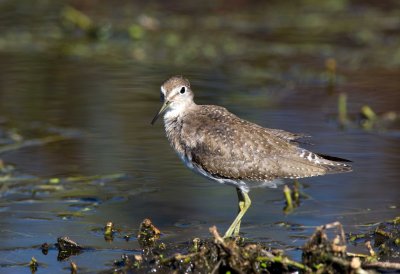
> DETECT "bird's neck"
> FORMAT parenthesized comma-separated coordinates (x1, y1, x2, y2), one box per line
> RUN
(163, 101, 196, 123)
(163, 101, 197, 158)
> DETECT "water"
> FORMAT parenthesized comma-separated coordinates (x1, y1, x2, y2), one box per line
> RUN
(0, 1, 399, 273)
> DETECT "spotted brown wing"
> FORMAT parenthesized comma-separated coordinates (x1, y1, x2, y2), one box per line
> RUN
(181, 105, 351, 184)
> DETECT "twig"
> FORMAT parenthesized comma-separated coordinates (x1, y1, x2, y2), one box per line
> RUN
(210, 259, 222, 274)
(363, 261, 400, 270)
(209, 226, 234, 256)
(256, 256, 312, 272)
(160, 252, 197, 265)
(346, 252, 369, 258)
(365, 241, 375, 257)
(322, 221, 346, 245)
(209, 226, 223, 243)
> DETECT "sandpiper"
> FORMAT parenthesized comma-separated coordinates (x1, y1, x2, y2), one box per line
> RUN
(151, 76, 352, 238)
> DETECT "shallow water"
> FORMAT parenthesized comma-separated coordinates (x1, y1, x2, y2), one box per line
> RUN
(0, 1, 399, 273)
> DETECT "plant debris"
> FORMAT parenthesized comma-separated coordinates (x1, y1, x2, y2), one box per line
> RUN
(29, 256, 38, 273)
(349, 217, 400, 262)
(107, 220, 400, 273)
(41, 243, 49, 255)
(137, 218, 161, 248)
(104, 221, 115, 241)
(70, 261, 78, 274)
(337, 93, 400, 131)
(56, 236, 83, 261)
(283, 180, 309, 214)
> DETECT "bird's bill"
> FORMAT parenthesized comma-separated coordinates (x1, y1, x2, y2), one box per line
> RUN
(151, 101, 170, 125)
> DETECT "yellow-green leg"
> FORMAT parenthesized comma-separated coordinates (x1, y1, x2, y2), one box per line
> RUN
(224, 188, 251, 238)
(233, 188, 245, 236)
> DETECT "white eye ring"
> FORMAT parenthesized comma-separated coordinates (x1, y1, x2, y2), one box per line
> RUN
(180, 86, 186, 94)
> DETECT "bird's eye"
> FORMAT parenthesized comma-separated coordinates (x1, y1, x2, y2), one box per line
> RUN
(180, 87, 186, 94)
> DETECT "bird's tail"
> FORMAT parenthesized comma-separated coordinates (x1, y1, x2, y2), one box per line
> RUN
(316, 153, 352, 174)
(295, 149, 352, 174)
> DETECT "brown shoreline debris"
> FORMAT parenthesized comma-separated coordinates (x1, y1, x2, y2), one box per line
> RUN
(302, 221, 352, 273)
(56, 236, 83, 261)
(110, 220, 400, 273)
(156, 226, 311, 273)
(137, 218, 161, 247)
(56, 236, 82, 252)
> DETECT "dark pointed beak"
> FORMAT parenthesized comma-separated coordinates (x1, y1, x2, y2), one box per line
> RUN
(151, 101, 170, 125)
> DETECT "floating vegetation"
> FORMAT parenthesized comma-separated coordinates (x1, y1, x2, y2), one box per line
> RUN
(325, 57, 337, 92)
(57, 211, 85, 219)
(338, 92, 349, 128)
(283, 185, 295, 213)
(0, 171, 128, 203)
(349, 217, 400, 262)
(61, 6, 94, 33)
(283, 180, 309, 214)
(337, 94, 400, 131)
(137, 218, 161, 248)
(29, 257, 38, 273)
(61, 5, 111, 41)
(41, 243, 49, 255)
(56, 236, 83, 261)
(360, 106, 399, 131)
(1, 0, 400, 71)
(0, 135, 70, 154)
(0, 123, 81, 155)
(104, 221, 115, 242)
(56, 236, 83, 252)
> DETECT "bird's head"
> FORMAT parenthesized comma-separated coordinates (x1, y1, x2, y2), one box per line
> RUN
(151, 76, 194, 124)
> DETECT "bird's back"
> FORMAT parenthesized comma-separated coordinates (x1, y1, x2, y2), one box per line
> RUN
(177, 105, 351, 186)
